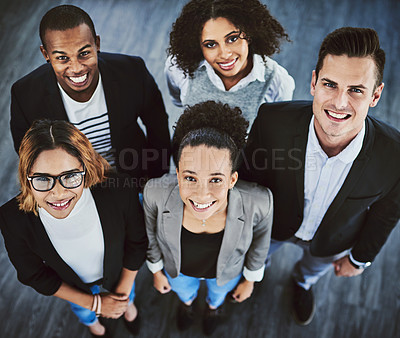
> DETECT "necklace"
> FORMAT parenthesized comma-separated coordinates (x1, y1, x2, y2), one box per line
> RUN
(200, 206, 226, 227)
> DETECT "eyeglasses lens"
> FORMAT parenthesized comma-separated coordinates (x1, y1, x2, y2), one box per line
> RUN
(61, 173, 83, 188)
(32, 173, 83, 191)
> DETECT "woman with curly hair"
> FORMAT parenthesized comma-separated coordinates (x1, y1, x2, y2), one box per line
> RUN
(0, 120, 147, 337)
(165, 0, 295, 124)
(144, 101, 273, 335)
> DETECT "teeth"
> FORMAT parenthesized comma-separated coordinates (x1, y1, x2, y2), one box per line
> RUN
(50, 200, 69, 207)
(193, 201, 213, 209)
(219, 59, 236, 67)
(327, 110, 348, 119)
(69, 74, 87, 83)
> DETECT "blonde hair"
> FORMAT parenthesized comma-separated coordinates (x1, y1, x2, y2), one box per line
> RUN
(17, 119, 111, 214)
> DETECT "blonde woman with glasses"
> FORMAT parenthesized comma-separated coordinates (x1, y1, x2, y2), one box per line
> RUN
(0, 120, 147, 337)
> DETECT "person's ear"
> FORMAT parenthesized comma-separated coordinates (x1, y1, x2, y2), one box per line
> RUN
(369, 83, 384, 107)
(229, 171, 238, 189)
(40, 45, 50, 63)
(96, 35, 100, 52)
(310, 70, 317, 96)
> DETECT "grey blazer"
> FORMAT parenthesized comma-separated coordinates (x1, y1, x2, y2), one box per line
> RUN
(143, 174, 273, 285)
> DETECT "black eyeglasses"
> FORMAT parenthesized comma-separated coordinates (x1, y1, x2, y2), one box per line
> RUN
(27, 170, 86, 192)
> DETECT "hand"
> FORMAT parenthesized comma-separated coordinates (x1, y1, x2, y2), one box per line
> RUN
(153, 271, 171, 294)
(98, 292, 129, 319)
(333, 255, 364, 277)
(231, 280, 254, 303)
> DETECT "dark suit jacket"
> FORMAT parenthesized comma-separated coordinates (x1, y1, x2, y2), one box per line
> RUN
(10, 52, 171, 188)
(240, 101, 400, 263)
(0, 175, 148, 296)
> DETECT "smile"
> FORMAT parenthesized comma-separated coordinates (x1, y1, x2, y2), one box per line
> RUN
(68, 73, 88, 85)
(325, 109, 351, 121)
(217, 58, 238, 71)
(190, 199, 216, 211)
(47, 197, 74, 210)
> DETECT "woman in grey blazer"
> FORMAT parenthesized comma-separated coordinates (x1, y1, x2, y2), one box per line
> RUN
(144, 101, 273, 335)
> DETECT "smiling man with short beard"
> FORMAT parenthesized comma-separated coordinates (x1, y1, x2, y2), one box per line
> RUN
(241, 27, 400, 326)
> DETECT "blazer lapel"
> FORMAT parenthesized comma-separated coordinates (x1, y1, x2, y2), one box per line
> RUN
(99, 56, 122, 150)
(217, 187, 245, 275)
(293, 109, 312, 214)
(44, 68, 69, 120)
(91, 186, 118, 280)
(162, 184, 184, 270)
(28, 212, 88, 290)
(293, 134, 307, 213)
(319, 118, 374, 225)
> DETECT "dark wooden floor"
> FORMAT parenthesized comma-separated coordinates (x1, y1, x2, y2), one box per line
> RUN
(0, 0, 399, 337)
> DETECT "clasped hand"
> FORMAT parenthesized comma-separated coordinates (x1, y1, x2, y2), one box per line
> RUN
(332, 255, 364, 277)
(99, 292, 130, 319)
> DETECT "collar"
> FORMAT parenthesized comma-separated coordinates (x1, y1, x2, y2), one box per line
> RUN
(307, 116, 366, 164)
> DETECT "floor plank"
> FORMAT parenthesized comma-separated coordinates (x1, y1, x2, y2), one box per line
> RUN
(0, 1, 399, 337)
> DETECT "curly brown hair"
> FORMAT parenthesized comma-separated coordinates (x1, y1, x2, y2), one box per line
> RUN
(168, 0, 289, 77)
(172, 101, 248, 172)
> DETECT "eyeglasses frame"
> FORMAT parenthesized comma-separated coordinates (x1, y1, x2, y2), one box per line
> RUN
(27, 169, 86, 192)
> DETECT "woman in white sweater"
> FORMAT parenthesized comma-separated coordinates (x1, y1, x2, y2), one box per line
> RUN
(165, 0, 295, 125)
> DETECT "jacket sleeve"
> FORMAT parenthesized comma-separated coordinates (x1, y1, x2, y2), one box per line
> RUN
(351, 177, 400, 263)
(143, 180, 164, 273)
(0, 209, 62, 296)
(122, 184, 148, 271)
(136, 58, 171, 179)
(243, 188, 273, 282)
(10, 83, 31, 154)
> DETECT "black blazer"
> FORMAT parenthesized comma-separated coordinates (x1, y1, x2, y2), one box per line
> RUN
(10, 52, 171, 187)
(0, 176, 148, 296)
(240, 101, 400, 263)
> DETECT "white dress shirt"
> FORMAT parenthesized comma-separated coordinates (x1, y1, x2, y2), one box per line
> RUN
(295, 116, 365, 242)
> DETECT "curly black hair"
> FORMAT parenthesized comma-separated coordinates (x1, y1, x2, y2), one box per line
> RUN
(168, 0, 290, 77)
(172, 101, 248, 172)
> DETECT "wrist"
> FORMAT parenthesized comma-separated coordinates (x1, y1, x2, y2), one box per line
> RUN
(242, 279, 255, 285)
(91, 294, 102, 316)
(348, 254, 371, 269)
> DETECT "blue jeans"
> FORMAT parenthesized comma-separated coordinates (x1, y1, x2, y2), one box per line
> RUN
(69, 283, 135, 326)
(165, 271, 241, 308)
(266, 237, 349, 290)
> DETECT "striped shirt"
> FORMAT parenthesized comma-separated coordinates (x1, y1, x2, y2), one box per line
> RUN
(58, 74, 115, 166)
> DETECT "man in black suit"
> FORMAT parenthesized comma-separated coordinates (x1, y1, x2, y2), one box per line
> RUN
(241, 27, 400, 325)
(10, 5, 171, 189)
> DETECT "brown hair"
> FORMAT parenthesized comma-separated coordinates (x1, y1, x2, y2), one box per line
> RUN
(17, 119, 110, 214)
(315, 27, 385, 89)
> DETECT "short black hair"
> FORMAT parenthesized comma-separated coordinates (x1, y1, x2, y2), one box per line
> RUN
(39, 5, 96, 49)
(173, 101, 248, 172)
(315, 27, 385, 89)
